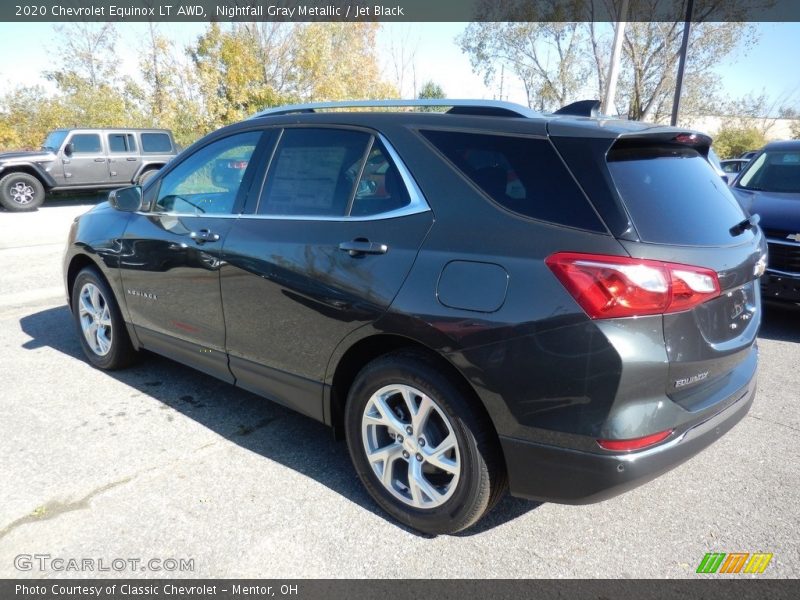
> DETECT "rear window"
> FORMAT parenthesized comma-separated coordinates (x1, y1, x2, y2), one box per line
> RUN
(607, 146, 748, 246)
(421, 130, 604, 231)
(141, 133, 173, 153)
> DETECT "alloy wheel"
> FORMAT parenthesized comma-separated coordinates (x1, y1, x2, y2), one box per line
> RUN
(78, 283, 113, 356)
(361, 384, 461, 509)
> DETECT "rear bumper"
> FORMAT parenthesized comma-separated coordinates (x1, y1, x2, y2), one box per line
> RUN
(500, 377, 756, 504)
(761, 270, 800, 303)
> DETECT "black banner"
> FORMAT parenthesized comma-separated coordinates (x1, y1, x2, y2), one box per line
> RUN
(2, 0, 800, 23)
(2, 580, 800, 600)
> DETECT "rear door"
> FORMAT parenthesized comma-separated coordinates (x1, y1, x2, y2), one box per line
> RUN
(106, 132, 141, 184)
(220, 126, 433, 420)
(120, 129, 267, 382)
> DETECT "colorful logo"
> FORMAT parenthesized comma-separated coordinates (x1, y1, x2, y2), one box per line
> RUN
(696, 552, 773, 574)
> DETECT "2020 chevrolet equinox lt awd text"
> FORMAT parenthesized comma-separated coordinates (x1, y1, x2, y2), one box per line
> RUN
(64, 99, 766, 534)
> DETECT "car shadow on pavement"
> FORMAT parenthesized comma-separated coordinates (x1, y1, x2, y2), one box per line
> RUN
(19, 305, 539, 537)
(758, 302, 800, 343)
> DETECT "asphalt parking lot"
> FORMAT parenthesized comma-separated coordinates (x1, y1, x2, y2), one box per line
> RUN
(0, 196, 798, 579)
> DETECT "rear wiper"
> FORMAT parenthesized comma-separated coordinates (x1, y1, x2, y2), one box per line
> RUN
(730, 213, 760, 236)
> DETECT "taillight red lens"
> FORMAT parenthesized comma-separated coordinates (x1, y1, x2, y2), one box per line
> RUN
(545, 252, 720, 319)
(597, 429, 673, 451)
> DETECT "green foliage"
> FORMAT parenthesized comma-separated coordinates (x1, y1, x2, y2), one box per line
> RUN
(0, 22, 397, 152)
(418, 81, 446, 100)
(712, 127, 767, 159)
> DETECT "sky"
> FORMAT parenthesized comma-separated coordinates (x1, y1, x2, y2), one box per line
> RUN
(0, 21, 798, 113)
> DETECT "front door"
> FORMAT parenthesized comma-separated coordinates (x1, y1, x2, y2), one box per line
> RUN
(63, 132, 110, 186)
(119, 130, 267, 382)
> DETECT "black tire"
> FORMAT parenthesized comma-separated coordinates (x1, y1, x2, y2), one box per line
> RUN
(344, 351, 506, 535)
(71, 267, 138, 370)
(0, 172, 45, 211)
(137, 169, 159, 186)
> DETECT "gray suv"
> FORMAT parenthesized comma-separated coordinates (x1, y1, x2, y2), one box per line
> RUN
(0, 128, 178, 211)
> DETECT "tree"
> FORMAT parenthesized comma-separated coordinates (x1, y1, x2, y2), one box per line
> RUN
(458, 0, 758, 120)
(43, 23, 140, 128)
(712, 127, 767, 159)
(458, 20, 589, 111)
(418, 81, 446, 100)
(292, 23, 398, 102)
(0, 86, 65, 150)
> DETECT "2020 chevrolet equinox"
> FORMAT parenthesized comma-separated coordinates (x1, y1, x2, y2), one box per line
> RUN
(64, 99, 766, 534)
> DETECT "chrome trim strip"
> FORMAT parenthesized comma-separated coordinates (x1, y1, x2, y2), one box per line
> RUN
(765, 268, 800, 278)
(766, 237, 800, 248)
(250, 99, 541, 120)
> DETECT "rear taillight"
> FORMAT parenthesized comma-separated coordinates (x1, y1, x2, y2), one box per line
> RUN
(545, 252, 720, 319)
(597, 429, 674, 452)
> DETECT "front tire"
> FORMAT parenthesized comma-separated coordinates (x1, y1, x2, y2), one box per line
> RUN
(344, 352, 505, 535)
(0, 172, 45, 211)
(71, 267, 137, 370)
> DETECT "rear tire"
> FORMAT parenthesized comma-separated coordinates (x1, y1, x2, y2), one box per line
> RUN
(0, 172, 45, 211)
(344, 352, 506, 535)
(71, 267, 138, 370)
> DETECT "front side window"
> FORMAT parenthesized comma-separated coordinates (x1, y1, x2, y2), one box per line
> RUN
(155, 131, 262, 215)
(258, 128, 371, 217)
(70, 134, 102, 154)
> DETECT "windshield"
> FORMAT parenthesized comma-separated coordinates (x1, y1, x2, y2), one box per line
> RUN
(737, 150, 800, 193)
(41, 130, 68, 152)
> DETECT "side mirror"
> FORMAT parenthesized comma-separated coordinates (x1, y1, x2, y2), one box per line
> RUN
(63, 143, 73, 157)
(109, 186, 143, 212)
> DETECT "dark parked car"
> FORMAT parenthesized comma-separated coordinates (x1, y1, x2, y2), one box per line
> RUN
(0, 128, 177, 211)
(731, 140, 800, 303)
(64, 99, 766, 535)
(720, 158, 751, 175)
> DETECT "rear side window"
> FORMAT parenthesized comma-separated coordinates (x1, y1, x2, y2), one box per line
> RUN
(108, 133, 136, 153)
(141, 133, 173, 153)
(608, 146, 748, 246)
(420, 130, 603, 231)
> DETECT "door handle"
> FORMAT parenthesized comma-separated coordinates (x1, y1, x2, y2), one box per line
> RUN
(190, 229, 221, 244)
(94, 158, 106, 162)
(126, 157, 137, 161)
(338, 239, 388, 256)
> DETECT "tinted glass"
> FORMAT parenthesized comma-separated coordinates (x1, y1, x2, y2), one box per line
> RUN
(738, 150, 800, 194)
(421, 130, 603, 231)
(258, 128, 371, 217)
(70, 134, 101, 153)
(141, 133, 173, 153)
(350, 140, 411, 216)
(608, 147, 748, 246)
(155, 131, 261, 215)
(108, 133, 136, 153)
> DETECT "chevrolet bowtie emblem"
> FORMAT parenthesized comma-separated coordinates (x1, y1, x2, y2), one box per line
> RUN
(787, 233, 800, 242)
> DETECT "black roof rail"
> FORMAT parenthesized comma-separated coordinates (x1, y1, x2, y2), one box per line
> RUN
(251, 99, 541, 119)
